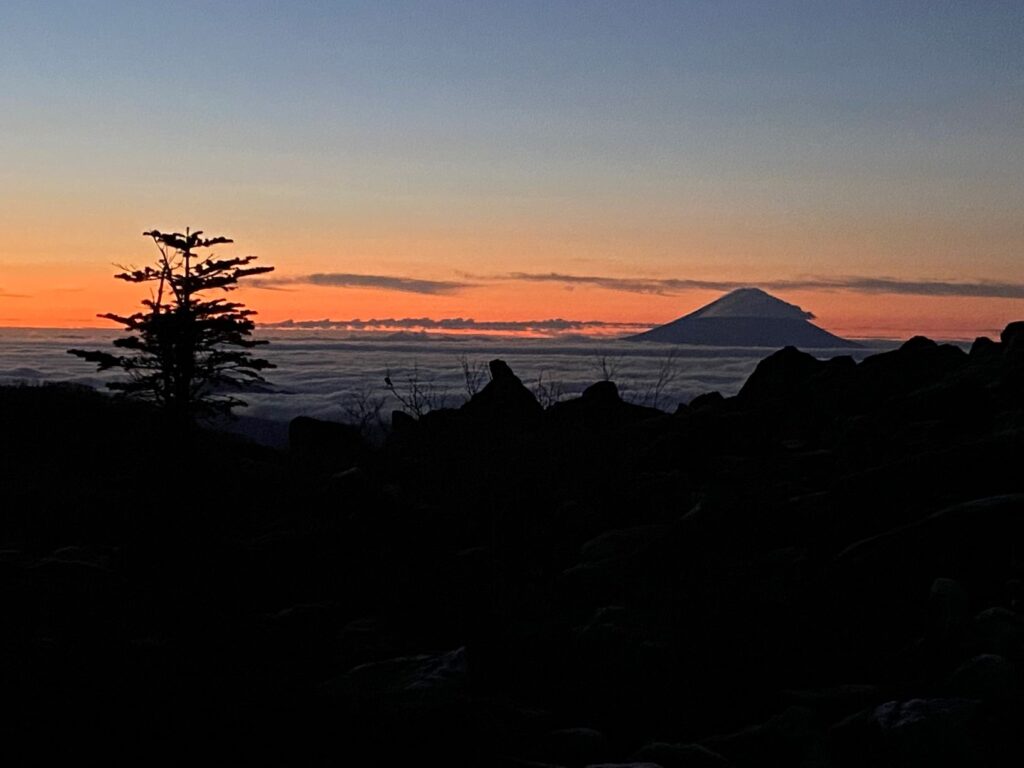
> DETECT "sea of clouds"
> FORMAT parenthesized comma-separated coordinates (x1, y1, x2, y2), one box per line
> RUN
(0, 328, 896, 444)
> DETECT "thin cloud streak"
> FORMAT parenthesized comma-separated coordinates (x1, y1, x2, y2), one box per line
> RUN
(257, 273, 474, 295)
(254, 271, 1024, 300)
(814, 277, 1024, 299)
(262, 317, 651, 333)
(500, 273, 730, 295)
(493, 273, 1024, 299)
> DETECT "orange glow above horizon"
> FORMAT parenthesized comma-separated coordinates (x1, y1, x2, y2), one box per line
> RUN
(4, 4, 1023, 344)
(2, 255, 1020, 342)
(2, 184, 1022, 341)
(1, 208, 1021, 341)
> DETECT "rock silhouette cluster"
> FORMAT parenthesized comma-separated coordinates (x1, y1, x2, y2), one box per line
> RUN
(3, 322, 1023, 764)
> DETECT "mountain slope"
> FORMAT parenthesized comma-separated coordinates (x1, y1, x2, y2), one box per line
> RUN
(628, 287, 857, 347)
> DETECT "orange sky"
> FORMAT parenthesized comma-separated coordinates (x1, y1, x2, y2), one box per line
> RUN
(1, 212, 1021, 339)
(2, 239, 1019, 341)
(2, 5, 1022, 340)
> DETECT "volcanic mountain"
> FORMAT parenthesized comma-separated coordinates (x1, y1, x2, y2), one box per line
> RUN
(627, 287, 857, 347)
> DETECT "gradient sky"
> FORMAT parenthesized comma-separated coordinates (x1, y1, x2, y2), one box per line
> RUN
(1, 1, 1022, 338)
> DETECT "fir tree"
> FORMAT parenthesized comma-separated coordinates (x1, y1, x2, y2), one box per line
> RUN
(69, 228, 275, 422)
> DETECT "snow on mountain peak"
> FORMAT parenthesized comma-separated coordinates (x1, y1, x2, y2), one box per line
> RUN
(686, 288, 815, 321)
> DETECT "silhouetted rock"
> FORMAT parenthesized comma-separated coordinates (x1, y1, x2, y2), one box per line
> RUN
(1002, 322, 1024, 380)
(289, 415, 368, 468)
(737, 346, 824, 402)
(631, 742, 731, 767)
(970, 335, 1001, 359)
(901, 335, 939, 353)
(929, 577, 970, 637)
(1001, 321, 1024, 353)
(337, 646, 467, 704)
(970, 607, 1024, 661)
(498, 759, 568, 768)
(548, 379, 663, 426)
(6, 317, 1024, 762)
(948, 654, 1016, 700)
(582, 379, 621, 405)
(390, 408, 418, 432)
(687, 391, 724, 410)
(829, 698, 982, 768)
(702, 707, 818, 767)
(837, 495, 1024, 594)
(547, 727, 609, 765)
(856, 334, 968, 402)
(462, 359, 543, 421)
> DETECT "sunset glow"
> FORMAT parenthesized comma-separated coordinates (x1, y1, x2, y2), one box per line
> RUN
(2, 2, 1021, 339)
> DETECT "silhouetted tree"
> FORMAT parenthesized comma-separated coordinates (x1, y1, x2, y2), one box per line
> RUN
(383, 364, 448, 417)
(69, 228, 275, 422)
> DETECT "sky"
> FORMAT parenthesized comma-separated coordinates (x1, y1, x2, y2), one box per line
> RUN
(1, 1, 1022, 338)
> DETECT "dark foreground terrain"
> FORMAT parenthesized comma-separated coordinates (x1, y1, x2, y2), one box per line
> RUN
(3, 323, 1023, 765)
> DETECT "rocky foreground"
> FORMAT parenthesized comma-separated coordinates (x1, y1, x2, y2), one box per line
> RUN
(2, 323, 1023, 764)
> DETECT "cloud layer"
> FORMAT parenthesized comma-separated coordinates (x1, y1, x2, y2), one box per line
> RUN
(257, 273, 473, 295)
(261, 270, 1024, 300)
(495, 273, 1024, 299)
(262, 317, 650, 333)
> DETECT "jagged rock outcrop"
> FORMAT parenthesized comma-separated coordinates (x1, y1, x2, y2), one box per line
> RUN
(547, 379, 664, 427)
(462, 359, 543, 421)
(6, 320, 1024, 764)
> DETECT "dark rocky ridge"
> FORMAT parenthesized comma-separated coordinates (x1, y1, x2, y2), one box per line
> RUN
(2, 322, 1023, 764)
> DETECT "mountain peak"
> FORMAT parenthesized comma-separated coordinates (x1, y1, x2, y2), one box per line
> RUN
(627, 286, 856, 348)
(686, 287, 815, 321)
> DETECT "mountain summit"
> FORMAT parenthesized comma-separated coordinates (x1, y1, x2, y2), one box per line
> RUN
(628, 287, 857, 347)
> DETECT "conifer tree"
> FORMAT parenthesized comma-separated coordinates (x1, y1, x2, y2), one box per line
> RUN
(69, 228, 275, 422)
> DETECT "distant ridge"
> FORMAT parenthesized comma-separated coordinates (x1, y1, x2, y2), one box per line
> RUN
(627, 287, 857, 348)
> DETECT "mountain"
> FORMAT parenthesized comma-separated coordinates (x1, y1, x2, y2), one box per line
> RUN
(627, 287, 858, 347)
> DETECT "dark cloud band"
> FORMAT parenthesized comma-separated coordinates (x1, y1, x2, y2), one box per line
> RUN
(496, 273, 1024, 299)
(254, 269, 1024, 300)
(262, 317, 650, 333)
(255, 273, 472, 295)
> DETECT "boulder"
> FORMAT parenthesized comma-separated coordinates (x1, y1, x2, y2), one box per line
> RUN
(389, 408, 418, 433)
(969, 607, 1024, 661)
(631, 742, 731, 767)
(855, 335, 968, 402)
(687, 391, 724, 410)
(702, 706, 817, 767)
(581, 380, 621, 406)
(929, 577, 970, 636)
(462, 359, 543, 421)
(547, 727, 609, 765)
(969, 336, 1001, 359)
(829, 698, 981, 768)
(288, 415, 368, 468)
(547, 377, 665, 424)
(332, 646, 468, 707)
(1002, 322, 1024, 371)
(1000, 321, 1024, 354)
(901, 335, 939, 353)
(578, 525, 670, 566)
(737, 346, 824, 402)
(947, 654, 1016, 700)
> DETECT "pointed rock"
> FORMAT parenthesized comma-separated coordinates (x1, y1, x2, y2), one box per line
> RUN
(462, 359, 542, 420)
